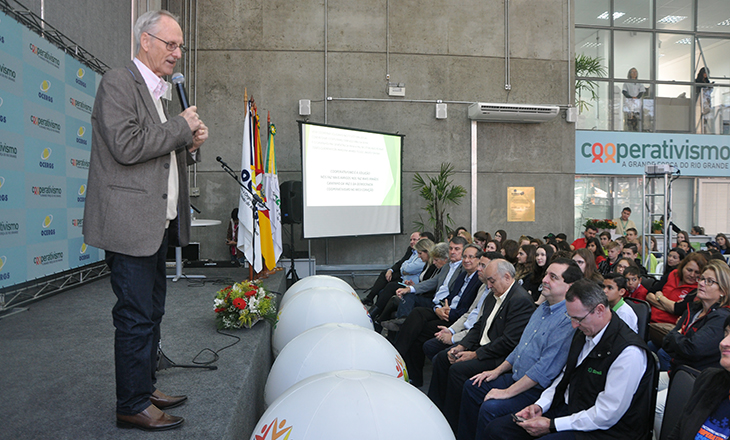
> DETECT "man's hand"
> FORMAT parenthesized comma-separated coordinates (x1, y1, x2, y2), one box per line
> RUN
(190, 121, 208, 153)
(515, 404, 543, 421)
(470, 369, 499, 387)
(395, 287, 409, 299)
(484, 387, 512, 401)
(181, 106, 202, 132)
(434, 326, 452, 344)
(454, 350, 477, 363)
(385, 269, 393, 282)
(518, 417, 551, 437)
(435, 300, 450, 321)
(446, 344, 465, 363)
(403, 280, 415, 286)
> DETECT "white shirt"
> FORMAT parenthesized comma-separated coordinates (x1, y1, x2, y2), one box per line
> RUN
(479, 280, 513, 346)
(132, 58, 178, 225)
(535, 318, 647, 432)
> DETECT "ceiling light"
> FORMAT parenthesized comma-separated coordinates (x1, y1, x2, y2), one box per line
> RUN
(623, 17, 647, 25)
(658, 15, 687, 24)
(581, 42, 603, 48)
(597, 11, 626, 20)
(675, 38, 692, 45)
(718, 18, 730, 26)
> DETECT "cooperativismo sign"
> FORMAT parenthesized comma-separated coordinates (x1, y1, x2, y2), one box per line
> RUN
(575, 131, 730, 177)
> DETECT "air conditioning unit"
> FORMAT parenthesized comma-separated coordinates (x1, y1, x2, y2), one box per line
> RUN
(467, 102, 560, 123)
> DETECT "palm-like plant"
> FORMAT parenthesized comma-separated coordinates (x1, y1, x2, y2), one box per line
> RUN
(575, 54, 607, 114)
(412, 163, 467, 242)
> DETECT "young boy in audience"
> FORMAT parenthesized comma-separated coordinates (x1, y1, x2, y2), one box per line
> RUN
(624, 266, 648, 301)
(598, 241, 622, 275)
(599, 231, 612, 254)
(603, 273, 639, 333)
(622, 242, 648, 276)
(625, 227, 638, 243)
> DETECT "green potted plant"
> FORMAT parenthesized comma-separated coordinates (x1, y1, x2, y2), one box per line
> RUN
(412, 163, 467, 242)
(575, 54, 607, 114)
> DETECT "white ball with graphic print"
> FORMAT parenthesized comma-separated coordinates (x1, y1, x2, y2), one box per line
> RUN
(279, 285, 359, 312)
(283, 275, 354, 298)
(272, 289, 372, 357)
(265, 323, 408, 405)
(251, 370, 455, 440)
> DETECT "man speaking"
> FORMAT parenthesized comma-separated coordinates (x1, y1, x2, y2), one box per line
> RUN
(83, 10, 208, 431)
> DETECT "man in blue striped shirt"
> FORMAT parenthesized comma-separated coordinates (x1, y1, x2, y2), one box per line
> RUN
(457, 258, 584, 439)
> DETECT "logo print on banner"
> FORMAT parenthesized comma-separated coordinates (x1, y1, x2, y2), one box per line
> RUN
(77, 183, 86, 202)
(70, 158, 90, 170)
(75, 68, 87, 88)
(76, 126, 87, 145)
(254, 417, 292, 440)
(38, 80, 53, 103)
(39, 147, 54, 169)
(79, 243, 90, 261)
(0, 176, 4, 189)
(30, 115, 61, 133)
(0, 255, 8, 280)
(0, 96, 5, 124)
(41, 215, 56, 237)
(33, 251, 63, 265)
(28, 43, 60, 68)
(69, 97, 92, 114)
(72, 218, 83, 227)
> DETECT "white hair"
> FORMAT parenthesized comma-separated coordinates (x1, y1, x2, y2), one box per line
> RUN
(133, 10, 179, 55)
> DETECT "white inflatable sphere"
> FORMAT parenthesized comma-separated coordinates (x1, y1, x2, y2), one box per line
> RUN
(265, 323, 408, 405)
(252, 370, 455, 440)
(279, 285, 359, 312)
(272, 289, 373, 356)
(284, 275, 353, 298)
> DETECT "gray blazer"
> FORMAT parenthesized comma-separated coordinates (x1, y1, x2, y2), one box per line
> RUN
(413, 262, 464, 296)
(83, 61, 195, 257)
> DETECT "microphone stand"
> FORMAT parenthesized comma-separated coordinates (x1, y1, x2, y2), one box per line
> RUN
(157, 340, 217, 371)
(217, 157, 267, 280)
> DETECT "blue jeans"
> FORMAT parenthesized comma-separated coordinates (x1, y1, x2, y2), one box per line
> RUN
(458, 374, 542, 440)
(106, 231, 168, 415)
(648, 341, 672, 371)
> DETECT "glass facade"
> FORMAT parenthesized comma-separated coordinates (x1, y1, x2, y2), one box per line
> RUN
(575, 0, 730, 135)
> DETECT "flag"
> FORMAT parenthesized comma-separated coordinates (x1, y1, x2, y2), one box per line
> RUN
(237, 94, 262, 272)
(251, 102, 276, 270)
(264, 114, 282, 264)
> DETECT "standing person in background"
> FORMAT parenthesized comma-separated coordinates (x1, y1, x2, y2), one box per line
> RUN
(226, 208, 244, 266)
(83, 10, 208, 431)
(622, 68, 646, 132)
(614, 207, 637, 235)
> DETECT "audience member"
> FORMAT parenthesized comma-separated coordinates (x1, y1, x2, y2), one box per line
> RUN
(485, 279, 654, 440)
(678, 240, 692, 254)
(691, 225, 705, 236)
(624, 265, 648, 301)
(625, 227, 638, 243)
(515, 245, 537, 287)
(571, 226, 598, 250)
(392, 244, 484, 386)
(715, 233, 729, 254)
(518, 235, 531, 247)
(646, 253, 707, 347)
(486, 239, 501, 253)
(666, 315, 730, 440)
(424, 252, 504, 362)
(529, 237, 544, 247)
(649, 247, 685, 293)
(586, 237, 605, 266)
(362, 231, 423, 306)
(614, 207, 637, 235)
(614, 257, 636, 275)
(599, 231, 612, 251)
(458, 230, 473, 244)
(622, 242, 648, 276)
(494, 230, 507, 243)
(428, 260, 535, 430)
(501, 239, 519, 265)
(572, 248, 604, 284)
(603, 273, 639, 333)
(598, 241, 622, 275)
(526, 244, 554, 302)
(474, 231, 491, 250)
(676, 230, 690, 247)
(457, 259, 582, 439)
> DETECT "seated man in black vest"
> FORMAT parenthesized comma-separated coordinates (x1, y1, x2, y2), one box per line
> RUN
(486, 279, 655, 440)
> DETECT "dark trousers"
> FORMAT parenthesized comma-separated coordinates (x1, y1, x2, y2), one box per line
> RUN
(394, 307, 455, 386)
(372, 281, 402, 320)
(365, 270, 401, 302)
(423, 337, 451, 361)
(485, 410, 577, 440)
(106, 232, 168, 415)
(458, 374, 542, 440)
(428, 348, 499, 433)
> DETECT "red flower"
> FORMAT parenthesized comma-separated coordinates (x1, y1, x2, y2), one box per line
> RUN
(233, 298, 247, 310)
(245, 289, 257, 297)
(214, 307, 226, 313)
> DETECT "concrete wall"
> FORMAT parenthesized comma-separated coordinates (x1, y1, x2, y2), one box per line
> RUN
(179, 0, 576, 265)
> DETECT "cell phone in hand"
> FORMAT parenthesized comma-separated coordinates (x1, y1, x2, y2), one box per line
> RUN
(512, 414, 526, 423)
(398, 282, 407, 287)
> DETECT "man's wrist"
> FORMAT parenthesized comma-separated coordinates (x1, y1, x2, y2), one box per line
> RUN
(549, 418, 557, 433)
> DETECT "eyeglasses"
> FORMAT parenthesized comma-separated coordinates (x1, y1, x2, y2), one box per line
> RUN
(699, 276, 718, 287)
(147, 33, 187, 53)
(565, 305, 597, 324)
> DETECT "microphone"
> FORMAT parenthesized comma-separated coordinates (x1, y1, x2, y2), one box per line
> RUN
(171, 72, 190, 109)
(216, 156, 230, 169)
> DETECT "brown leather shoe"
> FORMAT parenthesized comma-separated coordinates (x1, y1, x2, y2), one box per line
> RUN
(116, 404, 184, 431)
(150, 389, 187, 409)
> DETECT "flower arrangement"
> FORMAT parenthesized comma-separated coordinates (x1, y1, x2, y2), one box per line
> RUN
(652, 219, 664, 233)
(583, 218, 617, 230)
(213, 280, 277, 329)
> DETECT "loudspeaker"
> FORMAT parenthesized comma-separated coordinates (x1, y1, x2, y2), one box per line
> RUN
(280, 180, 303, 224)
(298, 99, 311, 116)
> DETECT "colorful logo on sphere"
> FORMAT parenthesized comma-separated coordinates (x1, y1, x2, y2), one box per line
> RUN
(40, 80, 51, 92)
(77, 126, 85, 137)
(41, 147, 52, 160)
(395, 354, 409, 382)
(78, 184, 86, 196)
(42, 215, 53, 228)
(76, 68, 84, 79)
(255, 417, 292, 440)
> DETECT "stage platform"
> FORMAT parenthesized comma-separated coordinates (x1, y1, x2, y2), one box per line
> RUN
(0, 268, 286, 440)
